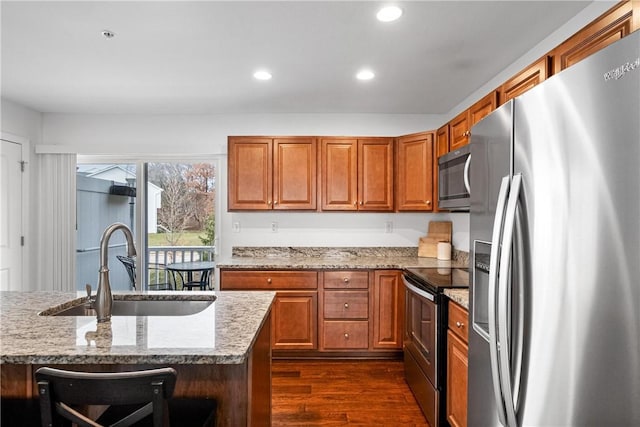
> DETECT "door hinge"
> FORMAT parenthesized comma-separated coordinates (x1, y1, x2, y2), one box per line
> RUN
(21, 236, 25, 246)
(20, 161, 27, 172)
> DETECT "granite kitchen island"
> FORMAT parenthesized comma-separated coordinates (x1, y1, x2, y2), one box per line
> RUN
(0, 290, 275, 427)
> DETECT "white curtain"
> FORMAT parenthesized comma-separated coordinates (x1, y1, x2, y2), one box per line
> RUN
(36, 153, 76, 291)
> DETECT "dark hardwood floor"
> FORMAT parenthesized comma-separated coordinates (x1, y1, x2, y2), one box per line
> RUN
(272, 359, 429, 426)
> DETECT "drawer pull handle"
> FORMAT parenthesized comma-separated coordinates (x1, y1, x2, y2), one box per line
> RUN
(267, 278, 272, 284)
(344, 333, 349, 339)
(456, 321, 464, 328)
(344, 303, 349, 308)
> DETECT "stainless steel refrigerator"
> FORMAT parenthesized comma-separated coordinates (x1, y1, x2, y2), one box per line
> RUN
(468, 31, 640, 426)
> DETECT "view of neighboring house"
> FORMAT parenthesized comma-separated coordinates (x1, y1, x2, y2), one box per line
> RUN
(76, 164, 163, 232)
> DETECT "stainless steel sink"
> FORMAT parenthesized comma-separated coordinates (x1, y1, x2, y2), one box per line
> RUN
(40, 297, 215, 317)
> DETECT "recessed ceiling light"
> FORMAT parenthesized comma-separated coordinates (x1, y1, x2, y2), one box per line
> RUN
(376, 6, 403, 22)
(101, 29, 116, 39)
(253, 70, 272, 81)
(356, 69, 375, 81)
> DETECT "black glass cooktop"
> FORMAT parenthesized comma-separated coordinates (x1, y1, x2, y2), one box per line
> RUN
(403, 267, 469, 293)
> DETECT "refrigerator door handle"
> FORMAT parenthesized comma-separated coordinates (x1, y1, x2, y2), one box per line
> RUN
(488, 175, 511, 427)
(463, 154, 472, 194)
(498, 173, 523, 427)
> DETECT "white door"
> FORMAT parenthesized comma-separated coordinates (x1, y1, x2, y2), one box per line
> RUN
(0, 140, 23, 290)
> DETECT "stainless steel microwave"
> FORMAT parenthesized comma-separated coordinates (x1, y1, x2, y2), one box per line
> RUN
(438, 145, 470, 210)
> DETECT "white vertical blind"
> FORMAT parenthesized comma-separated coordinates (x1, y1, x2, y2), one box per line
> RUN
(36, 153, 76, 291)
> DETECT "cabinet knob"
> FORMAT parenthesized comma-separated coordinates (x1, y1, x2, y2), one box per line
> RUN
(456, 321, 464, 328)
(353, 201, 357, 206)
(268, 200, 272, 206)
(359, 201, 363, 206)
(344, 333, 349, 339)
(267, 278, 272, 284)
(274, 200, 278, 205)
(344, 303, 349, 309)
(343, 277, 349, 283)
(426, 200, 431, 205)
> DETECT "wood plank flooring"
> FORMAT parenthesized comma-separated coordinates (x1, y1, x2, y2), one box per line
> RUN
(272, 360, 429, 426)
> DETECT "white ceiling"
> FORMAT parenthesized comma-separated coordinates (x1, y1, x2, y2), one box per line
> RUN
(1, 1, 593, 115)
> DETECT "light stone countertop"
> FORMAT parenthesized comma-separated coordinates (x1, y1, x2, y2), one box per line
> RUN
(444, 289, 469, 310)
(0, 290, 275, 365)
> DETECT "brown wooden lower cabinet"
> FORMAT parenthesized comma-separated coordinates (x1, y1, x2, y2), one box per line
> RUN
(447, 301, 469, 427)
(220, 270, 318, 353)
(272, 291, 318, 350)
(221, 269, 404, 357)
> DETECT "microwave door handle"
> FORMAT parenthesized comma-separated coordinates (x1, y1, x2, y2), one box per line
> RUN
(488, 175, 511, 427)
(464, 154, 472, 193)
(498, 173, 523, 427)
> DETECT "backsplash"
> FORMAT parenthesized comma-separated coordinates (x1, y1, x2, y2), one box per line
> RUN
(231, 246, 469, 264)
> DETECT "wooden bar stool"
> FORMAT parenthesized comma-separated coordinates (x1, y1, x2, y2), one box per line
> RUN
(35, 367, 216, 427)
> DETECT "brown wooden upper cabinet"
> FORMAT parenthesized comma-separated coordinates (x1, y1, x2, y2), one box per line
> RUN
(396, 132, 434, 211)
(449, 91, 498, 151)
(433, 124, 450, 212)
(320, 137, 394, 211)
(499, 56, 551, 105)
(228, 136, 317, 210)
(551, 1, 638, 74)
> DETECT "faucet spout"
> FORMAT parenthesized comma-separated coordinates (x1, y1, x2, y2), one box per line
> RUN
(95, 222, 136, 322)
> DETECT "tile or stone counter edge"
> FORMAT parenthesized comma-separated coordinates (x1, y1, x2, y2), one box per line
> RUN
(444, 289, 469, 310)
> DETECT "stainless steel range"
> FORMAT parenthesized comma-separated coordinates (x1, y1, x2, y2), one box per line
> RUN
(402, 267, 468, 427)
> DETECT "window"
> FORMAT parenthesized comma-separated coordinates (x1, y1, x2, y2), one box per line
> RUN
(76, 160, 216, 291)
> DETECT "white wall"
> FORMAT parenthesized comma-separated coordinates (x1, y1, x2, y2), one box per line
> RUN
(1, 98, 43, 289)
(444, 1, 617, 121)
(42, 112, 465, 257)
(42, 113, 443, 154)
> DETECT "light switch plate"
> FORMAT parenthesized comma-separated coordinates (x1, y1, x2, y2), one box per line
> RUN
(232, 222, 240, 233)
(271, 222, 278, 232)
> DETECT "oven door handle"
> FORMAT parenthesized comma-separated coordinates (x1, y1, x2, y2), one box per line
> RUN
(403, 278, 435, 302)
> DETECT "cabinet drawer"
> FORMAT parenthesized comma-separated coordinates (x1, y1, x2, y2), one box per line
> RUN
(323, 291, 368, 319)
(322, 321, 369, 349)
(220, 270, 318, 290)
(323, 271, 369, 289)
(448, 301, 469, 343)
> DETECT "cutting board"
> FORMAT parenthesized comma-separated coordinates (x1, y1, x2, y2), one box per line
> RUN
(418, 221, 452, 258)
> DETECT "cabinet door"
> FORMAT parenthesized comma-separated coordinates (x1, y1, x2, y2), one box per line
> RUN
(272, 291, 318, 350)
(469, 91, 498, 127)
(372, 270, 404, 349)
(228, 137, 273, 210)
(499, 57, 550, 105)
(358, 138, 394, 211)
(396, 132, 434, 211)
(273, 137, 317, 210)
(320, 138, 358, 210)
(551, 1, 635, 74)
(449, 111, 470, 151)
(434, 124, 450, 212)
(447, 330, 468, 427)
(436, 124, 450, 158)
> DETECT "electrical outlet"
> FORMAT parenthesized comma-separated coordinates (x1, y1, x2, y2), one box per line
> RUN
(271, 221, 278, 232)
(232, 222, 240, 233)
(385, 221, 393, 233)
